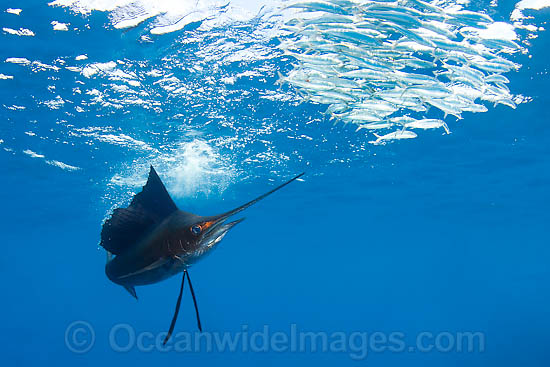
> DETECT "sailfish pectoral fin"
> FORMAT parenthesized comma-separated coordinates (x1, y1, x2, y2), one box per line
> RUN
(163, 271, 186, 345)
(124, 285, 138, 300)
(186, 270, 202, 332)
(117, 257, 171, 279)
(162, 270, 203, 345)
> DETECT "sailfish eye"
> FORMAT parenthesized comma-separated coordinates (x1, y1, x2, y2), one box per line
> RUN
(191, 225, 202, 235)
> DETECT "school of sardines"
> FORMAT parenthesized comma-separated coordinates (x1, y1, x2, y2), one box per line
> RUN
(278, 0, 521, 144)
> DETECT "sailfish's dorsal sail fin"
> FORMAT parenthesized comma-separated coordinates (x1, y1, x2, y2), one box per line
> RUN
(128, 165, 178, 219)
(100, 166, 178, 255)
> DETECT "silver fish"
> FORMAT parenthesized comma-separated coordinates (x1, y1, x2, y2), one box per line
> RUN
(369, 130, 418, 145)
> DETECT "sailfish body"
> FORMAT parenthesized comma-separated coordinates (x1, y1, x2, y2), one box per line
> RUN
(105, 210, 203, 286)
(101, 166, 303, 342)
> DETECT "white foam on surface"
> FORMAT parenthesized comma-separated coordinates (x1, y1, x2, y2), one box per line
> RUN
(99, 133, 151, 150)
(70, 126, 155, 152)
(51, 21, 69, 31)
(32, 61, 60, 72)
(516, 0, 550, 10)
(43, 96, 65, 110)
(82, 61, 117, 78)
(5, 58, 31, 65)
(3, 27, 35, 36)
(23, 149, 45, 159)
(477, 22, 518, 41)
(48, 0, 132, 14)
(46, 160, 81, 171)
(49, 0, 279, 34)
(4, 105, 25, 110)
(22, 149, 81, 170)
(6, 8, 22, 15)
(511, 0, 550, 21)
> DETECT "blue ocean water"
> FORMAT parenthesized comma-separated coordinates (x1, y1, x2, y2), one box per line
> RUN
(1, 1, 549, 366)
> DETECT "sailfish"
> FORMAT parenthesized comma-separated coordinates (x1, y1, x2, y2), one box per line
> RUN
(101, 166, 303, 344)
